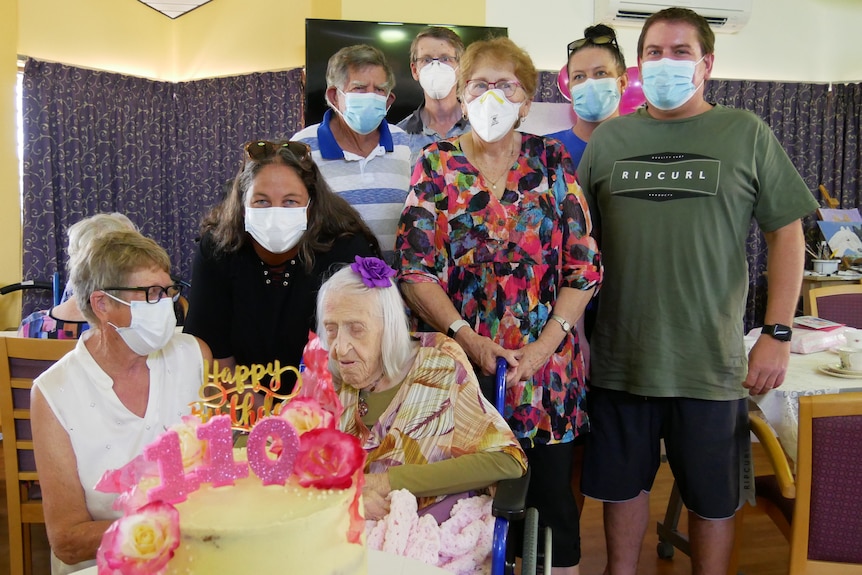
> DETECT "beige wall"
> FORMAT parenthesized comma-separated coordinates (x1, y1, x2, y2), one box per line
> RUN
(1, 1, 20, 328)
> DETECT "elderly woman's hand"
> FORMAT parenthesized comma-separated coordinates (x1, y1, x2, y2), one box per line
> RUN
(363, 472, 392, 520)
(455, 330, 520, 377)
(508, 340, 556, 385)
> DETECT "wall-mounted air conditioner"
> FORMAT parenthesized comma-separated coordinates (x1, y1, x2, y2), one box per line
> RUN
(595, 0, 752, 33)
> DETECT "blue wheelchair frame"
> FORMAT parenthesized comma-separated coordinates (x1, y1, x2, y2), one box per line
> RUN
(489, 357, 545, 575)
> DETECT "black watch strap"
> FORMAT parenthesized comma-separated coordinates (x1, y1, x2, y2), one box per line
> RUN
(762, 323, 792, 342)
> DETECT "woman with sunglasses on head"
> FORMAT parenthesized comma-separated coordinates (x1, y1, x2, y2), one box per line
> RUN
(31, 229, 212, 574)
(547, 24, 628, 166)
(547, 26, 627, 515)
(395, 36, 602, 575)
(183, 140, 380, 390)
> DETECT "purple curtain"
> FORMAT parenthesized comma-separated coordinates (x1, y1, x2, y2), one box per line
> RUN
(21, 60, 304, 315)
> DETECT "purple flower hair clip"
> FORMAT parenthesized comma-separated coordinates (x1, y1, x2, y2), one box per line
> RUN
(350, 256, 396, 288)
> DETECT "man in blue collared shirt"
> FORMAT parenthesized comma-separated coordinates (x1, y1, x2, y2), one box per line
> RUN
(293, 44, 411, 260)
(396, 27, 470, 166)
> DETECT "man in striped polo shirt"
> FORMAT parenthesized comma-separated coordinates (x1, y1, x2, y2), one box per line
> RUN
(293, 44, 412, 262)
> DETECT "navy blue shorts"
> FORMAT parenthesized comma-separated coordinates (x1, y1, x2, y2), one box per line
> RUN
(581, 387, 752, 519)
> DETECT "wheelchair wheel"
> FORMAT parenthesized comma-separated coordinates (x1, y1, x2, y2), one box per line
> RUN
(521, 507, 540, 575)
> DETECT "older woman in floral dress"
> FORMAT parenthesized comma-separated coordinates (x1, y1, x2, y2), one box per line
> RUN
(394, 36, 601, 575)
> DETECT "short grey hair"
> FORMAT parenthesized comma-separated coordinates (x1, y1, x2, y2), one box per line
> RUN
(72, 229, 171, 324)
(316, 264, 415, 386)
(325, 44, 395, 93)
(67, 213, 137, 270)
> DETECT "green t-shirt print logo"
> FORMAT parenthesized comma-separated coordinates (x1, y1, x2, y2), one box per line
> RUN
(610, 152, 721, 201)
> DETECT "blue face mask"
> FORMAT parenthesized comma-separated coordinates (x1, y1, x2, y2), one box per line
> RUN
(641, 57, 705, 111)
(570, 77, 621, 122)
(337, 91, 389, 135)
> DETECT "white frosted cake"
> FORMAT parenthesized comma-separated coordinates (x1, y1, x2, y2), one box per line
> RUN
(95, 397, 367, 575)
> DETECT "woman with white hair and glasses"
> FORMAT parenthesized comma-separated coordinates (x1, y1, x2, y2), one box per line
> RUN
(31, 229, 211, 574)
(316, 256, 527, 520)
(18, 212, 137, 339)
(183, 139, 380, 391)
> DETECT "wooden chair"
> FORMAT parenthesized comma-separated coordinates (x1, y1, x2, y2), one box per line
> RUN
(808, 284, 862, 328)
(748, 413, 796, 540)
(0, 337, 75, 575)
(789, 392, 862, 574)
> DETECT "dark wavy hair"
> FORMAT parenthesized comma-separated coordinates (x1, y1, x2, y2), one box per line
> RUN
(567, 24, 627, 77)
(638, 7, 715, 58)
(200, 141, 380, 272)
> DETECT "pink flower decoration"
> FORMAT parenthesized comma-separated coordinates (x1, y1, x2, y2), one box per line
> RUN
(279, 396, 335, 435)
(97, 501, 180, 575)
(297, 332, 344, 421)
(350, 255, 396, 288)
(294, 428, 365, 490)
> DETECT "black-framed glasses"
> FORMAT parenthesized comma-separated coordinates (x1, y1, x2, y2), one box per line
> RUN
(464, 79, 523, 98)
(567, 35, 619, 58)
(244, 140, 312, 164)
(413, 55, 459, 67)
(102, 284, 183, 304)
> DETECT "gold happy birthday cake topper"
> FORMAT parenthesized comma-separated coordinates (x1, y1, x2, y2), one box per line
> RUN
(191, 360, 304, 431)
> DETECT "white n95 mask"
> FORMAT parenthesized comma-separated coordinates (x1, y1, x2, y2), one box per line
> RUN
(466, 90, 522, 143)
(419, 62, 457, 100)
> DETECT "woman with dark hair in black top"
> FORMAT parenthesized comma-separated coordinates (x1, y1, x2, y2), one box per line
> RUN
(184, 140, 380, 391)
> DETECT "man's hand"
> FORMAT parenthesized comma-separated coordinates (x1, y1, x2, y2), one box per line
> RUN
(743, 336, 791, 395)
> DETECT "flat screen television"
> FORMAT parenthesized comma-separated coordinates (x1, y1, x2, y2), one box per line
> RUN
(304, 19, 508, 127)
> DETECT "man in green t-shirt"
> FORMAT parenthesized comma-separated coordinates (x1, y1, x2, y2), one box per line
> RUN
(578, 8, 818, 575)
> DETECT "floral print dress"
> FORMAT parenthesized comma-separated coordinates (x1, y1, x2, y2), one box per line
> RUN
(395, 133, 602, 447)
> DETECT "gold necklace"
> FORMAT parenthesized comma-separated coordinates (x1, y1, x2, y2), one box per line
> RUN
(468, 134, 519, 192)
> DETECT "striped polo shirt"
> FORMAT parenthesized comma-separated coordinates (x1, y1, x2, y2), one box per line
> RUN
(293, 110, 412, 257)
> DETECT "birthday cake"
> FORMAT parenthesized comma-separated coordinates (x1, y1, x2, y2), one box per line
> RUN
(94, 383, 367, 575)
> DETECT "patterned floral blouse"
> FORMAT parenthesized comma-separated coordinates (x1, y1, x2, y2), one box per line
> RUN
(395, 133, 602, 447)
(337, 332, 527, 507)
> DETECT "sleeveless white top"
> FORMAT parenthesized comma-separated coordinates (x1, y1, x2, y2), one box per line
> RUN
(34, 331, 204, 575)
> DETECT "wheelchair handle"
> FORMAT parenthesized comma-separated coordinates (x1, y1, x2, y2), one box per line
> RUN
(494, 357, 508, 415)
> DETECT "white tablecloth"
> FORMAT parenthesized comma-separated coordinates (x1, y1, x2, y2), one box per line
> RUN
(71, 549, 451, 574)
(753, 349, 862, 462)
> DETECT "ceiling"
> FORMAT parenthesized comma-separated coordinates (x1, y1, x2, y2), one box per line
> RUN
(137, 0, 212, 19)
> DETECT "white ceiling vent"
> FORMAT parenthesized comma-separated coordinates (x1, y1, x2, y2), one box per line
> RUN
(595, 0, 752, 33)
(136, 0, 213, 19)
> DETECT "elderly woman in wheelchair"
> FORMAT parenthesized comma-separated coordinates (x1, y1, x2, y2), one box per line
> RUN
(316, 256, 528, 524)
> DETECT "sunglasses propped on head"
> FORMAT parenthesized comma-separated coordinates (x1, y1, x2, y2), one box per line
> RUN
(566, 35, 619, 58)
(244, 140, 312, 167)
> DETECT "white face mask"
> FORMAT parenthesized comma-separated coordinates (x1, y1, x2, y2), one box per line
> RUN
(419, 61, 457, 100)
(244, 206, 308, 254)
(104, 294, 177, 356)
(466, 89, 523, 143)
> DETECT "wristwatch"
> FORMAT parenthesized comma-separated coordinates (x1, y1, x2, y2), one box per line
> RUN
(762, 323, 792, 342)
(550, 314, 572, 333)
(447, 319, 470, 338)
